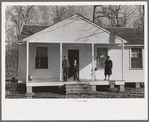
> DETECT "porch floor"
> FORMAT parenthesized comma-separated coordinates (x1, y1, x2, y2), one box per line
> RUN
(26, 78, 125, 87)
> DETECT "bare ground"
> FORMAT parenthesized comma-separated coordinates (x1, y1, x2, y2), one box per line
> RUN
(5, 83, 144, 98)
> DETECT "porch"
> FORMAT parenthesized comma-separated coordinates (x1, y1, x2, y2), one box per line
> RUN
(25, 42, 125, 95)
(26, 78, 125, 95)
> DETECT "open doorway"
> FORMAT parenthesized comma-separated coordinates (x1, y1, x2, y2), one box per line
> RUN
(68, 49, 79, 78)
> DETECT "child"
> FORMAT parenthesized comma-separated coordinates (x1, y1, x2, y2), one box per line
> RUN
(91, 68, 97, 81)
(73, 59, 79, 81)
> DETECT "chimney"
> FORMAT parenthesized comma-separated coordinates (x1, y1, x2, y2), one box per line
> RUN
(53, 17, 61, 24)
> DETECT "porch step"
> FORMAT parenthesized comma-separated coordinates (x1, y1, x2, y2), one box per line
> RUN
(65, 82, 91, 94)
(65, 86, 90, 90)
(65, 85, 90, 88)
(66, 90, 91, 94)
(66, 87, 90, 90)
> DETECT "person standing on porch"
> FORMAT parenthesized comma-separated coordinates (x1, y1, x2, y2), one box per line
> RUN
(62, 56, 70, 81)
(73, 59, 79, 81)
(91, 68, 97, 81)
(104, 56, 113, 81)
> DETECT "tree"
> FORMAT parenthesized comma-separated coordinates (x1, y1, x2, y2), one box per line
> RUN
(6, 6, 34, 39)
(32, 5, 89, 25)
(132, 5, 144, 30)
(93, 5, 136, 27)
(5, 6, 34, 73)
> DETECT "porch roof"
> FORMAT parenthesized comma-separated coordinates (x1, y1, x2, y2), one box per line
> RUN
(19, 14, 143, 44)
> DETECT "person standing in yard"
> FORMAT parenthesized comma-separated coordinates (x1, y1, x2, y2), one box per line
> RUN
(62, 56, 70, 81)
(104, 56, 113, 81)
(73, 59, 79, 81)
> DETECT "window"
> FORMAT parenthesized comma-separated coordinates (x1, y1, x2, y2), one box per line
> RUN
(35, 47, 48, 68)
(97, 48, 107, 68)
(131, 48, 142, 68)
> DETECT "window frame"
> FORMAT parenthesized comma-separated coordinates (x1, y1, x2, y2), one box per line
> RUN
(96, 47, 108, 69)
(34, 45, 49, 69)
(129, 47, 143, 70)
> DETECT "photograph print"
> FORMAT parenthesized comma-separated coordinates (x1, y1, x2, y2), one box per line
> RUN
(5, 4, 145, 99)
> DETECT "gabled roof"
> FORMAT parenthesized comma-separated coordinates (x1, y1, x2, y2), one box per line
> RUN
(19, 14, 144, 44)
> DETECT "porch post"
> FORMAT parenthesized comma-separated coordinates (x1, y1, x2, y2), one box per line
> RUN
(92, 43, 94, 81)
(122, 43, 124, 80)
(26, 41, 29, 82)
(60, 43, 62, 81)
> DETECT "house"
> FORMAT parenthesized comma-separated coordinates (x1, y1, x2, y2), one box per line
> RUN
(18, 14, 144, 95)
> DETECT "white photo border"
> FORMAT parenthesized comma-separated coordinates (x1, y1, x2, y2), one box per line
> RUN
(2, 1, 148, 120)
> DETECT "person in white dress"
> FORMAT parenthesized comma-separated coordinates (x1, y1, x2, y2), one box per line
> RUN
(91, 68, 97, 81)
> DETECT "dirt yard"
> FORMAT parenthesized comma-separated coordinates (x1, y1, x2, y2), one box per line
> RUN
(5, 82, 144, 99)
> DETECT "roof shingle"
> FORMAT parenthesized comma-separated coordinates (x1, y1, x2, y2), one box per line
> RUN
(105, 28, 144, 45)
(19, 25, 49, 40)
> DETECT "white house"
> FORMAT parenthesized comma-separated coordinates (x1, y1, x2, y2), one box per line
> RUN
(18, 14, 144, 94)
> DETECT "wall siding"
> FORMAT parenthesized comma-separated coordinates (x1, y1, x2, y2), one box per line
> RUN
(123, 47, 144, 82)
(27, 18, 125, 44)
(18, 43, 60, 82)
(19, 43, 144, 82)
(29, 43, 60, 79)
(94, 44, 122, 80)
(62, 43, 92, 79)
(18, 44, 26, 81)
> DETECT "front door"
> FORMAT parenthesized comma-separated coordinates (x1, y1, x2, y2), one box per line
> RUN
(68, 50, 79, 78)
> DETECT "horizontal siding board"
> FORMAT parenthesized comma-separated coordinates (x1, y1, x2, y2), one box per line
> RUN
(18, 44, 26, 81)
(123, 47, 144, 82)
(25, 18, 124, 44)
(28, 43, 60, 79)
(62, 44, 92, 80)
(19, 42, 144, 83)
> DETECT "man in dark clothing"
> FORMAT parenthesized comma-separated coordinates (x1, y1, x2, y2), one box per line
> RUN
(73, 60, 79, 81)
(104, 56, 113, 81)
(62, 56, 70, 81)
